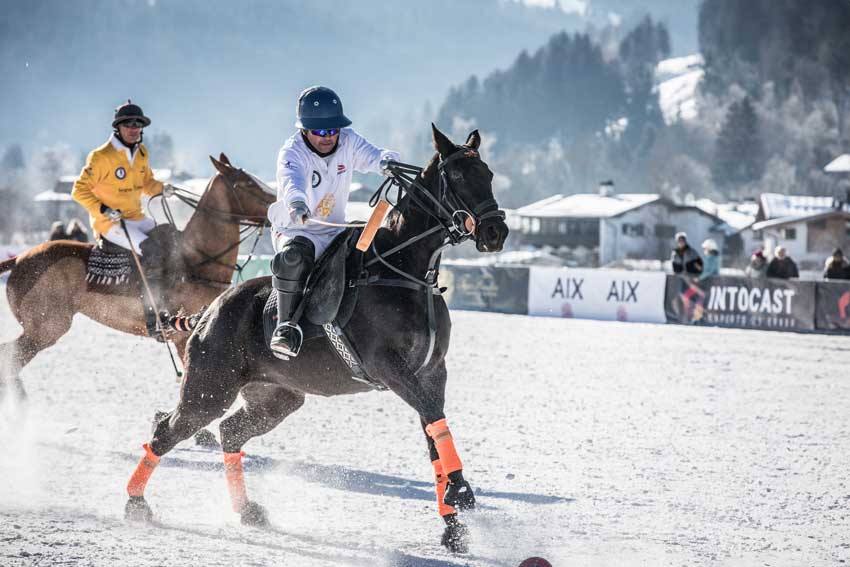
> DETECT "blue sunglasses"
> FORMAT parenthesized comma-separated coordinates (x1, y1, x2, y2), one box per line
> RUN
(309, 128, 340, 137)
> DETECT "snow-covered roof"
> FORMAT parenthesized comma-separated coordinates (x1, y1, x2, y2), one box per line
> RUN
(760, 193, 836, 219)
(656, 54, 703, 125)
(34, 190, 74, 202)
(825, 154, 850, 173)
(695, 199, 757, 231)
(516, 193, 659, 218)
(752, 209, 850, 231)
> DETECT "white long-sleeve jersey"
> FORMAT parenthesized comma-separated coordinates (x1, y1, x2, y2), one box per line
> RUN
(268, 128, 399, 256)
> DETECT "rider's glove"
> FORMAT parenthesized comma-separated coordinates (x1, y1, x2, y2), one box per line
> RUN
(289, 201, 311, 226)
(161, 183, 176, 198)
(102, 206, 123, 222)
(379, 157, 394, 176)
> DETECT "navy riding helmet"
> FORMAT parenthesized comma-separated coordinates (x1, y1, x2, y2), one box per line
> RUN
(294, 86, 352, 130)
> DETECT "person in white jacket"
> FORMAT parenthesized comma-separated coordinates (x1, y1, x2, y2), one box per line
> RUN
(267, 85, 400, 360)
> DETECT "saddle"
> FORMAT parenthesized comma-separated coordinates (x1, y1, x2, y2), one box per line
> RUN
(86, 239, 134, 286)
(262, 228, 386, 390)
(86, 225, 183, 290)
(87, 224, 183, 340)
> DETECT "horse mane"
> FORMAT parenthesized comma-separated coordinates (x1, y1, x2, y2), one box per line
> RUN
(385, 151, 443, 235)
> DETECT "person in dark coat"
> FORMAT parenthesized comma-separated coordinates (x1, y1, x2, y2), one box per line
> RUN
(824, 248, 850, 280)
(766, 246, 799, 279)
(746, 249, 769, 278)
(671, 232, 703, 277)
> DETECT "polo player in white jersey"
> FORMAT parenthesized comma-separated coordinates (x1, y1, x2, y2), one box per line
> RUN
(267, 86, 400, 360)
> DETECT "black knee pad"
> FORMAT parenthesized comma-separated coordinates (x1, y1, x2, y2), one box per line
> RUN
(271, 237, 315, 291)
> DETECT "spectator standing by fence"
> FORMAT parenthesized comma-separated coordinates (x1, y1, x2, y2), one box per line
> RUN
(766, 246, 798, 279)
(699, 239, 720, 280)
(671, 232, 703, 277)
(824, 248, 850, 280)
(746, 249, 769, 278)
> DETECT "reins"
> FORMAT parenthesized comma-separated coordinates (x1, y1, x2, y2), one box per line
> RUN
(354, 152, 505, 374)
(151, 172, 271, 284)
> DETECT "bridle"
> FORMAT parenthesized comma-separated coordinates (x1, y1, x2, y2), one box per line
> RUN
(373, 148, 505, 248)
(152, 169, 272, 286)
(356, 147, 506, 373)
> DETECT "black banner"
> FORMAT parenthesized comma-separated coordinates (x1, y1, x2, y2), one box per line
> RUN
(440, 265, 529, 315)
(815, 281, 850, 331)
(665, 275, 816, 331)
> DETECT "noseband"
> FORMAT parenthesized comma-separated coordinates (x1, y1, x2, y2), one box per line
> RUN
(376, 148, 505, 246)
(361, 149, 506, 375)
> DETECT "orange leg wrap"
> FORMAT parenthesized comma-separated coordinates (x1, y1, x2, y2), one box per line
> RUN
(432, 459, 456, 516)
(127, 443, 161, 497)
(425, 418, 463, 475)
(223, 452, 248, 512)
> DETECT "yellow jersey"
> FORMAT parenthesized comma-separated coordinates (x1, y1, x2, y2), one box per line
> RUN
(72, 136, 163, 237)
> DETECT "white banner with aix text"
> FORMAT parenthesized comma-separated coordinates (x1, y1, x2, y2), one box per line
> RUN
(528, 267, 667, 323)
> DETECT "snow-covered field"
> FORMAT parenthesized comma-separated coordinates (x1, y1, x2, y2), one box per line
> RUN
(1, 284, 849, 566)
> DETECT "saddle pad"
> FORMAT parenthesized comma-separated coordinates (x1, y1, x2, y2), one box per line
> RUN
(261, 287, 385, 391)
(86, 244, 134, 286)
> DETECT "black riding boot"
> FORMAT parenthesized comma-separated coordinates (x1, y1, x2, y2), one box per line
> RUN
(270, 237, 315, 360)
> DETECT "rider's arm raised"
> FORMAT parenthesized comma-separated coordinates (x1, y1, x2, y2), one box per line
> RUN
(140, 148, 164, 197)
(71, 151, 109, 218)
(348, 129, 400, 174)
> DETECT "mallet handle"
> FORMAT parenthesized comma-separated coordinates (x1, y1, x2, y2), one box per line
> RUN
(356, 199, 390, 252)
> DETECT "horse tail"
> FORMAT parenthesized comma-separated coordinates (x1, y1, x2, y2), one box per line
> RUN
(0, 256, 16, 275)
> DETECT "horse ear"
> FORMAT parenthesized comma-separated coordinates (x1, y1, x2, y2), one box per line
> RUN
(219, 153, 232, 167)
(465, 129, 481, 150)
(209, 155, 228, 175)
(431, 123, 455, 157)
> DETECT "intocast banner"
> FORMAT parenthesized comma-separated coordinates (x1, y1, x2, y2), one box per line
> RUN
(815, 281, 850, 331)
(527, 267, 667, 323)
(665, 276, 816, 331)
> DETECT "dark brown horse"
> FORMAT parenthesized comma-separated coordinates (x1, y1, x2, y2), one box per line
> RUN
(0, 155, 275, 399)
(124, 126, 510, 553)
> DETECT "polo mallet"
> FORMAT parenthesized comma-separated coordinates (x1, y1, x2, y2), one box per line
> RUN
(120, 219, 183, 379)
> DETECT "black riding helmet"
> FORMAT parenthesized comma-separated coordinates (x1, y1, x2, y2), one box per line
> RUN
(112, 100, 151, 128)
(294, 86, 352, 130)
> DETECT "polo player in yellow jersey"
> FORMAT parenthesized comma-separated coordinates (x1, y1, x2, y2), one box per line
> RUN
(72, 100, 175, 323)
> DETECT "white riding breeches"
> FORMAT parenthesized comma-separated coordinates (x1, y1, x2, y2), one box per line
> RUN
(272, 227, 342, 261)
(102, 217, 157, 255)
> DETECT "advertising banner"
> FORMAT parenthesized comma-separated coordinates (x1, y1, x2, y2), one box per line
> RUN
(665, 275, 815, 331)
(815, 281, 850, 331)
(528, 267, 667, 323)
(440, 265, 529, 315)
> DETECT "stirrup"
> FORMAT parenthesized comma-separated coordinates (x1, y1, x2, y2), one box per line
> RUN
(270, 321, 303, 360)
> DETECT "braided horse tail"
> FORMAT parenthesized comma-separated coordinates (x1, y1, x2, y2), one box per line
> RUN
(166, 306, 207, 333)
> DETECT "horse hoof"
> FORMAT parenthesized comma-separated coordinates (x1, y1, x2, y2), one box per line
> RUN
(193, 428, 220, 449)
(443, 480, 476, 511)
(125, 496, 153, 523)
(441, 517, 469, 553)
(240, 501, 269, 527)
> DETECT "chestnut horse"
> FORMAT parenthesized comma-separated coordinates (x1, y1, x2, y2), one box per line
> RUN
(0, 155, 275, 399)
